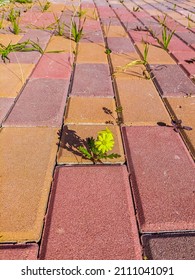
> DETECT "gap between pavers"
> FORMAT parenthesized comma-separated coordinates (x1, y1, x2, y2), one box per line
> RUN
(122, 126, 195, 233)
(0, 127, 59, 243)
(39, 165, 142, 260)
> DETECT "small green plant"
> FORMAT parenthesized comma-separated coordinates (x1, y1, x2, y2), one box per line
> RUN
(53, 13, 65, 36)
(0, 13, 4, 29)
(7, 8, 20, 22)
(161, 26, 175, 50)
(37, 0, 51, 12)
(133, 6, 140, 12)
(187, 14, 192, 28)
(78, 128, 120, 164)
(0, 40, 44, 62)
(71, 18, 86, 42)
(12, 16, 20, 34)
(158, 14, 167, 27)
(14, 0, 32, 3)
(77, 8, 86, 18)
(173, 3, 176, 10)
(105, 47, 112, 54)
(7, 7, 21, 34)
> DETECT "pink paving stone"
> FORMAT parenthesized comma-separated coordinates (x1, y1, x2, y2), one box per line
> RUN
(8, 51, 42, 64)
(150, 64, 195, 97)
(181, 63, 195, 78)
(176, 31, 195, 46)
(0, 244, 38, 260)
(129, 30, 159, 46)
(171, 51, 195, 64)
(39, 165, 142, 260)
(19, 11, 42, 26)
(97, 7, 116, 18)
(82, 19, 102, 31)
(19, 29, 52, 50)
(142, 233, 195, 260)
(33, 12, 61, 28)
(31, 53, 72, 79)
(122, 126, 195, 233)
(167, 37, 192, 53)
(80, 30, 104, 43)
(0, 98, 14, 124)
(3, 79, 69, 127)
(107, 37, 136, 53)
(70, 64, 114, 97)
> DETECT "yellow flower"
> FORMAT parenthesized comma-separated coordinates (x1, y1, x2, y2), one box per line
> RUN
(95, 128, 114, 153)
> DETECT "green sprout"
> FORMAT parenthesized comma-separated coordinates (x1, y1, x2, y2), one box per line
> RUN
(0, 13, 4, 29)
(161, 26, 175, 50)
(78, 128, 120, 164)
(71, 18, 86, 42)
(7, 8, 21, 34)
(0, 40, 44, 63)
(133, 6, 140, 12)
(105, 47, 112, 54)
(187, 14, 192, 28)
(37, 0, 51, 12)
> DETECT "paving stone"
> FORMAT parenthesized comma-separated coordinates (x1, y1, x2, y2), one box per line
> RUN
(20, 11, 42, 26)
(116, 79, 171, 125)
(0, 34, 23, 48)
(40, 165, 142, 259)
(64, 97, 117, 124)
(129, 31, 158, 46)
(45, 36, 76, 53)
(0, 64, 34, 98)
(19, 29, 52, 50)
(82, 19, 102, 31)
(137, 44, 176, 64)
(176, 31, 195, 46)
(181, 63, 195, 78)
(104, 25, 128, 37)
(122, 126, 195, 233)
(77, 43, 107, 63)
(81, 30, 105, 43)
(164, 97, 195, 159)
(0, 244, 38, 260)
(97, 7, 116, 18)
(57, 124, 125, 164)
(0, 98, 14, 125)
(151, 64, 195, 97)
(171, 51, 195, 64)
(107, 37, 136, 53)
(110, 52, 140, 69)
(47, 3, 65, 12)
(71, 64, 114, 97)
(31, 53, 72, 79)
(34, 12, 61, 28)
(3, 79, 69, 127)
(168, 37, 193, 52)
(0, 127, 58, 242)
(142, 233, 195, 260)
(8, 51, 42, 64)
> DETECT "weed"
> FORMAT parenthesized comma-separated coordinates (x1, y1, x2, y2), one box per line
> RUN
(7, 7, 21, 34)
(37, 0, 51, 12)
(7, 8, 20, 22)
(0, 12, 4, 29)
(76, 7, 86, 18)
(78, 128, 120, 164)
(0, 40, 44, 62)
(133, 6, 140, 12)
(173, 3, 176, 10)
(105, 48, 112, 54)
(103, 106, 123, 125)
(71, 18, 86, 42)
(157, 14, 167, 27)
(187, 14, 192, 28)
(53, 13, 65, 36)
(161, 26, 175, 50)
(14, 0, 32, 3)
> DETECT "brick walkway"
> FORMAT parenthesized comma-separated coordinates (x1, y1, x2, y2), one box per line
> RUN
(0, 0, 195, 260)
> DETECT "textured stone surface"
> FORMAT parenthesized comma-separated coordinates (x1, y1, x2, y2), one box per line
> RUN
(64, 97, 117, 124)
(151, 64, 195, 97)
(0, 244, 38, 260)
(0, 98, 14, 124)
(142, 233, 195, 260)
(3, 79, 69, 127)
(31, 53, 72, 79)
(122, 126, 195, 232)
(8, 51, 42, 64)
(20, 29, 52, 50)
(110, 52, 140, 69)
(40, 165, 142, 260)
(77, 43, 107, 63)
(71, 64, 114, 97)
(45, 36, 76, 53)
(0, 127, 58, 242)
(164, 97, 195, 159)
(0, 35, 23, 49)
(116, 79, 171, 125)
(0, 64, 34, 98)
(57, 124, 125, 164)
(104, 25, 128, 37)
(107, 37, 136, 53)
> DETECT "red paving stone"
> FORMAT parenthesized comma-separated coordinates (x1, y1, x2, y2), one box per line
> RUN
(40, 166, 142, 260)
(142, 234, 195, 260)
(122, 126, 195, 233)
(31, 53, 72, 79)
(0, 244, 38, 260)
(107, 37, 136, 53)
(3, 79, 69, 127)
(70, 64, 114, 97)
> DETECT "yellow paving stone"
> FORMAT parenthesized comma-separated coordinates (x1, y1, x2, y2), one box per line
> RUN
(45, 36, 76, 53)
(166, 11, 185, 20)
(0, 34, 23, 46)
(47, 3, 65, 12)
(116, 79, 171, 125)
(110, 52, 140, 69)
(136, 43, 176, 64)
(0, 127, 59, 243)
(104, 25, 128, 38)
(176, 18, 195, 28)
(164, 97, 195, 159)
(64, 97, 117, 124)
(0, 64, 35, 98)
(113, 64, 147, 80)
(57, 124, 125, 164)
(77, 43, 107, 63)
(83, 8, 98, 20)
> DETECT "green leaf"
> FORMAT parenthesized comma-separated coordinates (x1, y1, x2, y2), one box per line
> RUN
(77, 146, 92, 159)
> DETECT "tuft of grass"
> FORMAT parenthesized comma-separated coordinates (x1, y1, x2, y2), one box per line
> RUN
(0, 40, 44, 62)
(7, 7, 21, 34)
(158, 14, 167, 27)
(187, 14, 192, 28)
(0, 12, 4, 29)
(133, 6, 140, 12)
(71, 18, 86, 42)
(37, 0, 51, 12)
(53, 13, 65, 36)
(161, 26, 175, 50)
(105, 47, 112, 54)
(14, 0, 32, 3)
(76, 7, 86, 18)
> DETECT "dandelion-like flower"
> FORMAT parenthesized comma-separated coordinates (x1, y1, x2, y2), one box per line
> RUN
(95, 128, 114, 154)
